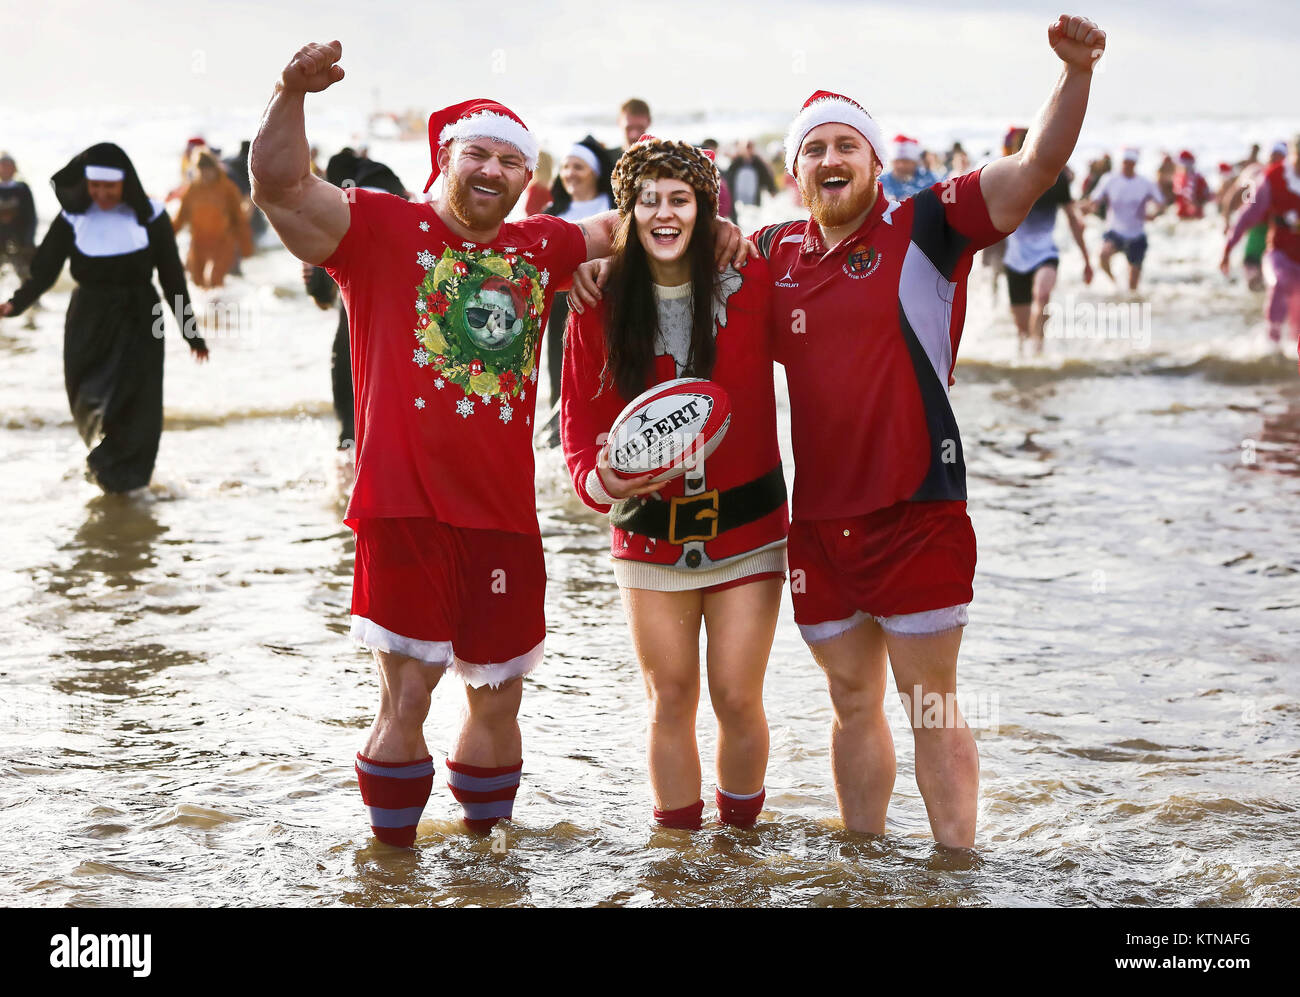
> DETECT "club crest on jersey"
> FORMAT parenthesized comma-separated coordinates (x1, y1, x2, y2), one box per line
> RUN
(844, 242, 882, 279)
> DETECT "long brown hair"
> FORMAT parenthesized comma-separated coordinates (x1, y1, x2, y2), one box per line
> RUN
(601, 183, 718, 401)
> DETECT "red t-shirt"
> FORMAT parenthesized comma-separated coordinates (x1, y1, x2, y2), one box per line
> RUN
(323, 189, 587, 533)
(752, 168, 1005, 520)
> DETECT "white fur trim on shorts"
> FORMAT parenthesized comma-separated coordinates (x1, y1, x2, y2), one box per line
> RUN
(351, 617, 544, 688)
(351, 615, 453, 667)
(453, 639, 545, 689)
(798, 604, 968, 643)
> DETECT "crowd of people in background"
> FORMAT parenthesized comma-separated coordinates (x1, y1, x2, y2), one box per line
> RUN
(1, 101, 1297, 487)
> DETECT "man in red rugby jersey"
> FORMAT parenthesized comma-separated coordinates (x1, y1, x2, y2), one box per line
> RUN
(746, 15, 1106, 848)
(251, 41, 748, 848)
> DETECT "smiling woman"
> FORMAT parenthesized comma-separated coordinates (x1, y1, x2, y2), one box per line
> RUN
(560, 136, 789, 831)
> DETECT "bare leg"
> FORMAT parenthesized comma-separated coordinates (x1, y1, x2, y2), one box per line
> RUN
(1128, 261, 1142, 293)
(362, 649, 445, 761)
(1030, 264, 1058, 353)
(807, 618, 895, 833)
(621, 587, 704, 811)
(1010, 302, 1031, 354)
(884, 626, 979, 848)
(702, 577, 782, 795)
(452, 675, 524, 767)
(1098, 241, 1117, 283)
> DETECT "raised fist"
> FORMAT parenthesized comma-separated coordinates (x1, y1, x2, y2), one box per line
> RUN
(281, 41, 345, 94)
(1048, 15, 1105, 73)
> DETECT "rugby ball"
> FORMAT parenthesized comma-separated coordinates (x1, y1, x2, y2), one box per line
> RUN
(606, 378, 731, 483)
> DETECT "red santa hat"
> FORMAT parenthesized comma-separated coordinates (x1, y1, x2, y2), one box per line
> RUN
(423, 98, 539, 193)
(785, 90, 890, 174)
(891, 133, 922, 163)
(1178, 149, 1195, 163)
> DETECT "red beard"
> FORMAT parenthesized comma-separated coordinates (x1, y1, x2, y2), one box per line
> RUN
(801, 167, 876, 230)
(446, 171, 517, 231)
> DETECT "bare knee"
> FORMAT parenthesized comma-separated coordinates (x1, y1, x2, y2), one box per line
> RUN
(824, 673, 885, 729)
(709, 683, 764, 728)
(648, 675, 699, 725)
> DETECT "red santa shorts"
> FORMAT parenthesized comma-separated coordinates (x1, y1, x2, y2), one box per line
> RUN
(349, 517, 546, 688)
(788, 500, 975, 641)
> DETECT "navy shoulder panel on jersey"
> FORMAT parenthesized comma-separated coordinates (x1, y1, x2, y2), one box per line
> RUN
(909, 188, 970, 282)
(752, 220, 803, 260)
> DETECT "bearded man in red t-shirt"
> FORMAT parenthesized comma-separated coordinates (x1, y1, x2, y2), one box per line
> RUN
(250, 41, 747, 848)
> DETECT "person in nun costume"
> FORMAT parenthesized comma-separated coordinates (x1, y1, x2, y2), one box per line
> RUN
(0, 143, 209, 493)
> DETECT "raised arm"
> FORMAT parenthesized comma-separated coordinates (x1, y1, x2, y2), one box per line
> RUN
(980, 15, 1106, 233)
(249, 41, 351, 264)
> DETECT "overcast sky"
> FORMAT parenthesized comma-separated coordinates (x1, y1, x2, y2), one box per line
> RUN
(4, 0, 1294, 123)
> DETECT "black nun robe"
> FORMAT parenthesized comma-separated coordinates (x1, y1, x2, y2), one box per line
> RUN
(4, 143, 207, 492)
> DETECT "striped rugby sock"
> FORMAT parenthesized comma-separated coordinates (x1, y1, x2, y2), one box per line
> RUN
(717, 787, 765, 828)
(446, 759, 523, 835)
(354, 752, 434, 848)
(653, 798, 704, 830)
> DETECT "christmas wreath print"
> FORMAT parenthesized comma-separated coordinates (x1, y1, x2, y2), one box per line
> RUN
(412, 246, 547, 416)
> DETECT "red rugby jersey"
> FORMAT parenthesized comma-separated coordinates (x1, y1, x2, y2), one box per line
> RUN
(323, 188, 587, 533)
(752, 168, 1005, 520)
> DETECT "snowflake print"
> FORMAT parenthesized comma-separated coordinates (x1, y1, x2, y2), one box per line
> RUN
(504, 246, 517, 253)
(434, 377, 445, 390)
(417, 249, 436, 270)
(526, 415, 531, 426)
(523, 251, 534, 258)
(480, 392, 492, 403)
(413, 349, 429, 366)
(419, 220, 430, 232)
(415, 298, 426, 313)
(456, 398, 474, 418)
(540, 269, 550, 288)
(541, 237, 548, 249)
(520, 389, 526, 401)
(414, 397, 426, 409)
(529, 368, 538, 383)
(499, 403, 514, 424)
(462, 241, 477, 250)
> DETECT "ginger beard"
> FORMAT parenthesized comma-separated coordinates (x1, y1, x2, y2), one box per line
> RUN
(444, 143, 527, 232)
(796, 133, 880, 231)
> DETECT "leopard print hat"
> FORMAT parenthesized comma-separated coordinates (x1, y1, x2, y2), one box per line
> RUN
(610, 136, 719, 219)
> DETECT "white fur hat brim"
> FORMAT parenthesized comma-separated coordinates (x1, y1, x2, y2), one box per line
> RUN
(785, 94, 890, 175)
(439, 110, 539, 170)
